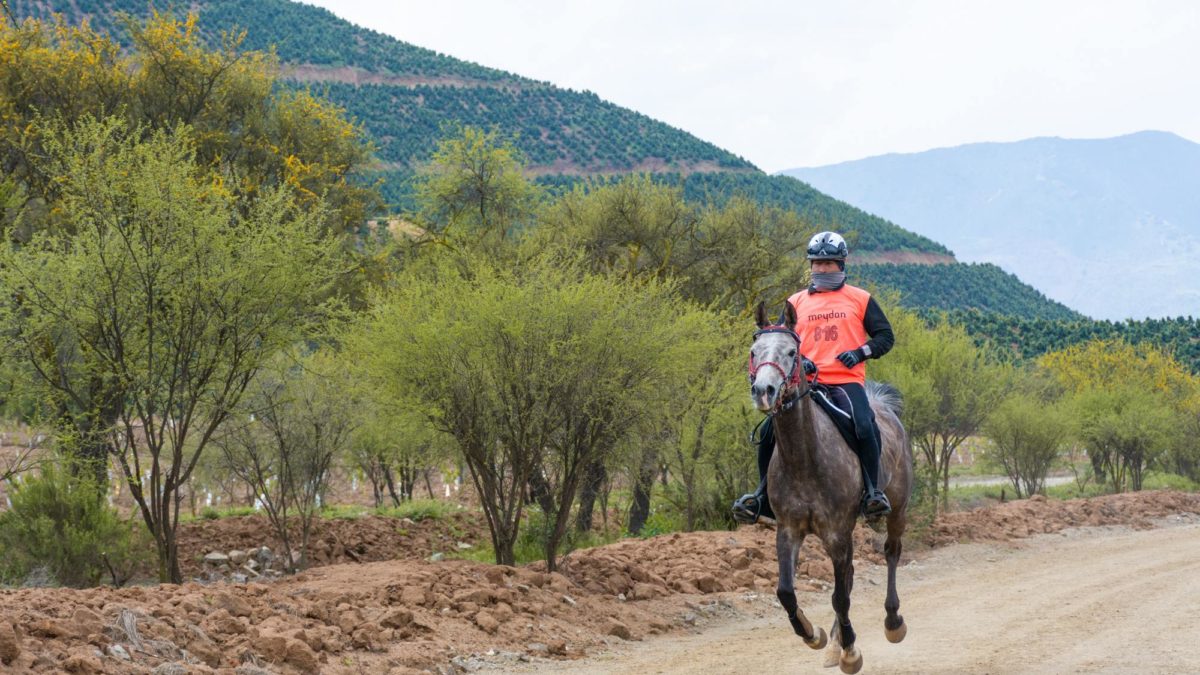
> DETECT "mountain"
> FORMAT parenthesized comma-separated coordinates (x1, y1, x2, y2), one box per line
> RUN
(781, 132, 1200, 320)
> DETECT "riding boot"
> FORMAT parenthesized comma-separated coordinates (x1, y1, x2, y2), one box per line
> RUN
(857, 422, 891, 517)
(732, 417, 776, 523)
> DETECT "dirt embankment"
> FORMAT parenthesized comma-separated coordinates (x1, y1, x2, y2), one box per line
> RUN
(2, 491, 1199, 673)
(176, 512, 488, 578)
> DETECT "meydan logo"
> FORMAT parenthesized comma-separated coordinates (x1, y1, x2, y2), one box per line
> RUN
(808, 311, 848, 321)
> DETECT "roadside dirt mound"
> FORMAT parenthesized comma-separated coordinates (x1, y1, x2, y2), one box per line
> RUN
(176, 512, 488, 577)
(925, 490, 1200, 546)
(4, 491, 1200, 673)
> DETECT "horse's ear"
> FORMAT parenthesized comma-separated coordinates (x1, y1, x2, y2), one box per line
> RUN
(782, 302, 797, 331)
(755, 301, 768, 329)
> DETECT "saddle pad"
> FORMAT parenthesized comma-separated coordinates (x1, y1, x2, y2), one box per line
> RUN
(809, 383, 891, 494)
(810, 384, 858, 451)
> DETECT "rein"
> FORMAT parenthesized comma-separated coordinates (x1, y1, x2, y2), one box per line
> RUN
(748, 324, 813, 416)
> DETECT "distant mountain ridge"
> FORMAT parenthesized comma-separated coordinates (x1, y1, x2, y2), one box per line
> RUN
(781, 131, 1200, 320)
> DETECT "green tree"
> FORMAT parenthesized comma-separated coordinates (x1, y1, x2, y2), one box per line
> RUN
(347, 255, 712, 569)
(0, 12, 377, 241)
(414, 125, 540, 248)
(1041, 340, 1193, 491)
(872, 304, 1005, 509)
(0, 117, 338, 582)
(983, 394, 1068, 498)
(215, 349, 355, 572)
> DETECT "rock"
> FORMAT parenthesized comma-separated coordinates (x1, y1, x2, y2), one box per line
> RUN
(681, 612, 698, 625)
(0, 621, 20, 665)
(108, 643, 132, 660)
(70, 608, 104, 636)
(285, 638, 320, 673)
(256, 546, 274, 565)
(231, 573, 248, 584)
(63, 646, 104, 674)
(212, 591, 253, 618)
(561, 594, 577, 607)
(630, 583, 663, 600)
(526, 642, 549, 654)
(429, 552, 445, 562)
(380, 608, 414, 628)
(399, 586, 428, 606)
(547, 639, 568, 655)
(30, 618, 76, 639)
(152, 664, 191, 675)
(245, 558, 259, 570)
(201, 609, 246, 635)
(605, 619, 632, 640)
(694, 575, 719, 593)
(204, 552, 230, 566)
(474, 610, 499, 634)
(456, 541, 473, 549)
(256, 633, 289, 662)
(229, 549, 248, 565)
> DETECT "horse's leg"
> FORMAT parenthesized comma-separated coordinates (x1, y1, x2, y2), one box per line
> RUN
(883, 510, 908, 642)
(829, 540, 863, 674)
(776, 527, 827, 650)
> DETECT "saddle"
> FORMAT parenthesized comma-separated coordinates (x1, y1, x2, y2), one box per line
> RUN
(809, 383, 858, 449)
(809, 383, 891, 492)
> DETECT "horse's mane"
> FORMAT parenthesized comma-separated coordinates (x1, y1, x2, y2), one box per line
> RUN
(865, 380, 903, 418)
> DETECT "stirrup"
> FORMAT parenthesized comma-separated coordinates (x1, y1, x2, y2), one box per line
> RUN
(732, 492, 764, 524)
(862, 491, 891, 518)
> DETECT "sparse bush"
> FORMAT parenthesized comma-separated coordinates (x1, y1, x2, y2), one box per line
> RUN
(0, 465, 147, 587)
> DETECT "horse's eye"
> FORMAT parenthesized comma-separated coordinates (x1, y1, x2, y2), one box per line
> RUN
(787, 349, 796, 357)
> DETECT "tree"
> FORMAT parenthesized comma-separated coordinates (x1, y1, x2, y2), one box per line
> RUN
(872, 304, 1005, 509)
(216, 350, 355, 572)
(1040, 339, 1193, 492)
(983, 394, 1068, 498)
(414, 125, 539, 248)
(0, 117, 338, 582)
(348, 255, 710, 569)
(0, 12, 377, 242)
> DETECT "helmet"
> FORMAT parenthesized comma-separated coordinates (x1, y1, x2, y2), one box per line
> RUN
(807, 231, 848, 260)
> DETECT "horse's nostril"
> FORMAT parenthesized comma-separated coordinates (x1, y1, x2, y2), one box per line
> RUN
(766, 384, 776, 396)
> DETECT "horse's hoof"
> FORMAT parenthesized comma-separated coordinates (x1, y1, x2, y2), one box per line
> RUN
(839, 646, 863, 674)
(885, 618, 907, 643)
(804, 626, 828, 650)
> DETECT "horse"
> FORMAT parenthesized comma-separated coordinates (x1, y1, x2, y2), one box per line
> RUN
(748, 301, 913, 674)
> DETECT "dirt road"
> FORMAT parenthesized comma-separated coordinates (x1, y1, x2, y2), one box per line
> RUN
(501, 520, 1200, 674)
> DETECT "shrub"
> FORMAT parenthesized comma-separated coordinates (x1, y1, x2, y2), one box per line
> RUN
(0, 465, 147, 587)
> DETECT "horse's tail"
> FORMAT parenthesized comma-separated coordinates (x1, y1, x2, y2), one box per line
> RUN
(865, 380, 903, 418)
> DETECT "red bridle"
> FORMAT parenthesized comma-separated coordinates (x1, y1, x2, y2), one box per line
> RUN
(748, 325, 804, 391)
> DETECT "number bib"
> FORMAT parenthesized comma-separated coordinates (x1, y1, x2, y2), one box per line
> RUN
(787, 285, 872, 385)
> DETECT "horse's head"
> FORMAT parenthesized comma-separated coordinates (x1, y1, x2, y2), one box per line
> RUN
(749, 301, 803, 413)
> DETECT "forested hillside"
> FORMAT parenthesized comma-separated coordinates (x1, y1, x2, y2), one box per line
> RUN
(8, 0, 963, 256)
(854, 263, 1082, 320)
(11, 0, 753, 175)
(941, 310, 1200, 374)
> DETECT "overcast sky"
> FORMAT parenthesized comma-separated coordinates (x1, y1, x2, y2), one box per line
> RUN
(302, 0, 1199, 173)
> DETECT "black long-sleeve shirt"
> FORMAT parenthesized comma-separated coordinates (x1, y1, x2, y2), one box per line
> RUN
(862, 297, 894, 359)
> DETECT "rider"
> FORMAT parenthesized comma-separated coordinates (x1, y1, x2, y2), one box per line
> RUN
(732, 230, 895, 522)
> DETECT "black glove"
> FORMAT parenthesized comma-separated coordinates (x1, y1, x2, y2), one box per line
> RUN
(837, 348, 866, 368)
(801, 357, 817, 375)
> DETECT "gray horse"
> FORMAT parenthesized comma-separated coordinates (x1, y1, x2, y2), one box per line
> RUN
(748, 302, 913, 674)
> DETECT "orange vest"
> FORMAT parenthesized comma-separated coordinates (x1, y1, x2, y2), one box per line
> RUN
(787, 285, 872, 385)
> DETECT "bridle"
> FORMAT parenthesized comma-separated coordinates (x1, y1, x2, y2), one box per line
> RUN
(748, 324, 813, 415)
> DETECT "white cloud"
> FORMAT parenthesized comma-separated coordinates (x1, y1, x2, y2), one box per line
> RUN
(299, 0, 1200, 171)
